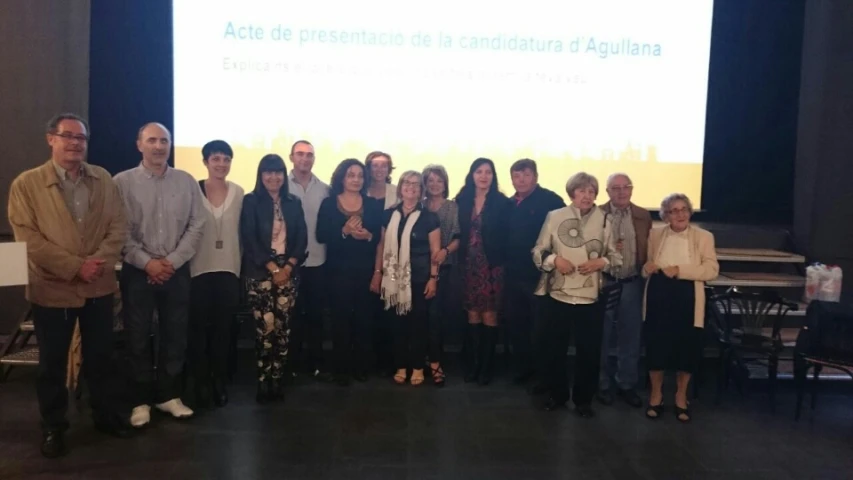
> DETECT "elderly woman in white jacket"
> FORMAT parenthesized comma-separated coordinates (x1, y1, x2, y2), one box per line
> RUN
(532, 172, 621, 418)
(642, 193, 718, 423)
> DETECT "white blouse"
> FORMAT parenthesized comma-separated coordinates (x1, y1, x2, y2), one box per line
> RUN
(190, 181, 244, 278)
(656, 229, 690, 269)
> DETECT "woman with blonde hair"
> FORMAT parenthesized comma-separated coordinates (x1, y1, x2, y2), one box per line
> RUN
(532, 172, 621, 417)
(370, 171, 441, 386)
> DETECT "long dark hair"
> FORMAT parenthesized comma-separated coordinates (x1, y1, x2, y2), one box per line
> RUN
(455, 157, 500, 202)
(330, 158, 367, 196)
(253, 154, 289, 198)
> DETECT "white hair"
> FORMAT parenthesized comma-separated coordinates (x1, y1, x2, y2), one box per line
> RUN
(659, 193, 694, 222)
(606, 172, 632, 188)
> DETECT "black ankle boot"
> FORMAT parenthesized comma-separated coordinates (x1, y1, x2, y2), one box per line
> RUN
(256, 380, 271, 404)
(464, 324, 483, 383)
(212, 378, 228, 407)
(270, 379, 285, 402)
(478, 326, 498, 386)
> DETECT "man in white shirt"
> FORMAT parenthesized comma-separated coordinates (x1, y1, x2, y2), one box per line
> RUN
(287, 140, 332, 380)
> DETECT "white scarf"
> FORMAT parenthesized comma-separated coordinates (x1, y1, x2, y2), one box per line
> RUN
(381, 208, 420, 315)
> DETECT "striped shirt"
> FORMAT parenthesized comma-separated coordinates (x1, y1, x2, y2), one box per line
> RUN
(114, 163, 206, 270)
(53, 161, 89, 228)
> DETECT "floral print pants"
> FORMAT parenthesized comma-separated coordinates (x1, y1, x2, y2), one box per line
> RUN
(247, 276, 299, 384)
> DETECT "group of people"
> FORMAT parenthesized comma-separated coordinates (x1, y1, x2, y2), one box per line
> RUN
(7, 113, 719, 459)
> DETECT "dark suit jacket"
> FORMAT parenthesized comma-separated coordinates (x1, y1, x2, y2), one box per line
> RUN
(240, 191, 308, 280)
(600, 201, 652, 267)
(456, 191, 512, 268)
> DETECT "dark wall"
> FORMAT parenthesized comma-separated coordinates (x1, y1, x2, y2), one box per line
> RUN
(794, 0, 853, 298)
(88, 0, 173, 175)
(89, 0, 805, 226)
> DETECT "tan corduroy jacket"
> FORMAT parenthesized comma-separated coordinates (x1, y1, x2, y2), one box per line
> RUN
(8, 160, 127, 307)
(642, 224, 719, 328)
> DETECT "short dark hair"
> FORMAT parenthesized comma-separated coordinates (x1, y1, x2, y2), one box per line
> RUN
(290, 140, 313, 155)
(201, 140, 233, 162)
(365, 151, 394, 185)
(47, 113, 89, 136)
(510, 158, 537, 176)
(330, 158, 367, 196)
(253, 154, 289, 197)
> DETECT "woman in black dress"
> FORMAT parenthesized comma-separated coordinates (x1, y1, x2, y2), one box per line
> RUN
(316, 159, 383, 386)
(455, 158, 511, 385)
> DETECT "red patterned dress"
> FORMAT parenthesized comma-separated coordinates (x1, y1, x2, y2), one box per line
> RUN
(463, 209, 504, 312)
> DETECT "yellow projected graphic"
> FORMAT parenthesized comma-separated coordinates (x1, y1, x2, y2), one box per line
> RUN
(176, 139, 701, 210)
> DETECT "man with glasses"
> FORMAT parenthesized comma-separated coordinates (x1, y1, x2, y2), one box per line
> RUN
(8, 113, 132, 458)
(287, 140, 332, 381)
(597, 173, 652, 408)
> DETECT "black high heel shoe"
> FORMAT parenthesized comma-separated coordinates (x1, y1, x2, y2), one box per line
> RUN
(646, 403, 665, 420)
(674, 405, 691, 423)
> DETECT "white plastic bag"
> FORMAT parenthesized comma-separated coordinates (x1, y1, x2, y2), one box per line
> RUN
(805, 263, 843, 303)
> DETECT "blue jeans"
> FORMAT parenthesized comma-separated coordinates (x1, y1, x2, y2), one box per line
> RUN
(599, 276, 644, 391)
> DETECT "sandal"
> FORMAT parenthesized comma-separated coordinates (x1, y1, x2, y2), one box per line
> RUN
(410, 369, 425, 386)
(430, 363, 446, 387)
(645, 403, 665, 419)
(675, 405, 691, 423)
(393, 369, 407, 385)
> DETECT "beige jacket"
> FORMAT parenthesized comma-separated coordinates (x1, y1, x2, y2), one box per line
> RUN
(642, 224, 719, 328)
(8, 161, 127, 307)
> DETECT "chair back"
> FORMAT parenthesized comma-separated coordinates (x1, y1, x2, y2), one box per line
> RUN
(796, 301, 853, 364)
(707, 289, 798, 349)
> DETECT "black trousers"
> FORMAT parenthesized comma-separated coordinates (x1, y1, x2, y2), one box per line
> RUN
(291, 265, 327, 372)
(188, 272, 241, 385)
(373, 293, 393, 372)
(330, 269, 374, 376)
(542, 297, 604, 406)
(121, 263, 191, 405)
(427, 266, 453, 363)
(32, 295, 117, 432)
(392, 282, 431, 370)
(505, 277, 544, 377)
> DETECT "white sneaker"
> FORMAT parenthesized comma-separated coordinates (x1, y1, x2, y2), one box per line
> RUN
(130, 405, 151, 428)
(155, 398, 194, 419)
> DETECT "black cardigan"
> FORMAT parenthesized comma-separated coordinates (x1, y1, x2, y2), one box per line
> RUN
(316, 194, 382, 273)
(240, 191, 308, 280)
(456, 191, 511, 267)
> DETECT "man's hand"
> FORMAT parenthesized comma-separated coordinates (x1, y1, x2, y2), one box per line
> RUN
(78, 258, 106, 283)
(145, 259, 175, 284)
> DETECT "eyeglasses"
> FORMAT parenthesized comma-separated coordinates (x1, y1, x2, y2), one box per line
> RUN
(51, 132, 89, 143)
(668, 207, 690, 215)
(402, 180, 422, 187)
(609, 185, 633, 193)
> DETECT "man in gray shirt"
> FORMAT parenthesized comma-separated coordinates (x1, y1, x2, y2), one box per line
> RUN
(287, 140, 331, 379)
(114, 122, 205, 427)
